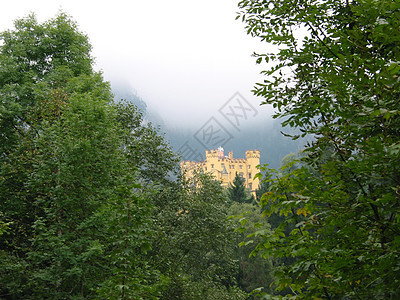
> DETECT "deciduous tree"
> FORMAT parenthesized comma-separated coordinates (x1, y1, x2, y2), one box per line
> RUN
(0, 14, 158, 299)
(238, 0, 400, 298)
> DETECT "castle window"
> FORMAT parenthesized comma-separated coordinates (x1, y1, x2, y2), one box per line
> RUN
(248, 165, 251, 169)
(211, 164, 214, 168)
(239, 172, 244, 178)
(239, 165, 242, 169)
(248, 173, 252, 179)
(205, 167, 207, 171)
(249, 183, 252, 190)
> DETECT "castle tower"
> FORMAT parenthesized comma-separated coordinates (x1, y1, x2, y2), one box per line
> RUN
(245, 150, 261, 194)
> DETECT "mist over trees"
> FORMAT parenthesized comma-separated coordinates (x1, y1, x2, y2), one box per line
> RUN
(163, 118, 306, 170)
(110, 82, 307, 170)
(112, 82, 148, 113)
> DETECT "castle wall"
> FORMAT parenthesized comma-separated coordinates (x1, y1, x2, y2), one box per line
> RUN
(180, 149, 261, 196)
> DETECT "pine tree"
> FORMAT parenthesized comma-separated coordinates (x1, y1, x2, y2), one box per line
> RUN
(228, 173, 253, 204)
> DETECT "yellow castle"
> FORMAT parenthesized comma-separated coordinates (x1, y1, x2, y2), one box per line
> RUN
(180, 147, 260, 195)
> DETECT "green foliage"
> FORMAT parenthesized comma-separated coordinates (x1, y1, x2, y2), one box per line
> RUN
(114, 100, 179, 185)
(0, 13, 94, 156)
(228, 202, 275, 296)
(255, 180, 270, 203)
(0, 13, 160, 299)
(150, 171, 247, 299)
(96, 178, 158, 300)
(238, 0, 400, 298)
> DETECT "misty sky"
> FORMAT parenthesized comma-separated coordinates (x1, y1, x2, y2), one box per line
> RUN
(0, 0, 274, 128)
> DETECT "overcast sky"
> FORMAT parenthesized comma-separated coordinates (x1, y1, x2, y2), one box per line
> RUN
(0, 0, 274, 128)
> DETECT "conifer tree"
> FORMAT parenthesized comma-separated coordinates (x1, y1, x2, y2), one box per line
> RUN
(228, 172, 253, 204)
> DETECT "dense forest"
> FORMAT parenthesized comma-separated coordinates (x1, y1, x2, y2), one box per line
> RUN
(1, 0, 400, 298)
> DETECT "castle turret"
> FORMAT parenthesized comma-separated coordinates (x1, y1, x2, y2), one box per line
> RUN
(245, 150, 261, 194)
(206, 149, 218, 160)
(245, 149, 261, 160)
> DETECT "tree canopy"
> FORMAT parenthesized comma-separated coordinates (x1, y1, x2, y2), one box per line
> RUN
(0, 13, 164, 299)
(238, 0, 400, 298)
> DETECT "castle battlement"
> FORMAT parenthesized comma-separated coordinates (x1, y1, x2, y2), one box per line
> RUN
(206, 149, 218, 155)
(245, 149, 260, 159)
